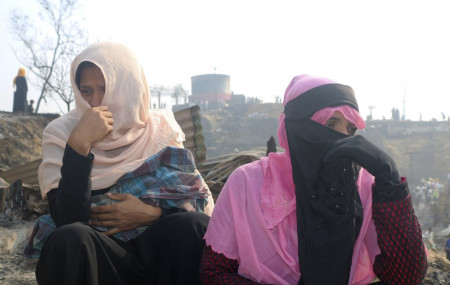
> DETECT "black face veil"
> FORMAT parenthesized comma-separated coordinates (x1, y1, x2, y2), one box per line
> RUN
(284, 84, 364, 285)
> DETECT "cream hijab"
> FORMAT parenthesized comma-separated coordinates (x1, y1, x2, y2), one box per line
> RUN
(38, 42, 185, 197)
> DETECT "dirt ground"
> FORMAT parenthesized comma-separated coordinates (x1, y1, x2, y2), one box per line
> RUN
(423, 250, 450, 284)
(1, 110, 450, 284)
(0, 112, 59, 172)
(1, 236, 449, 285)
(0, 242, 37, 285)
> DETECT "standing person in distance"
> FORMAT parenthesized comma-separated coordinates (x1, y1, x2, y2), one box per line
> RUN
(13, 67, 28, 113)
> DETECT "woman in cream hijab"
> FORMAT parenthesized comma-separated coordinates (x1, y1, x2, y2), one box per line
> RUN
(35, 42, 213, 285)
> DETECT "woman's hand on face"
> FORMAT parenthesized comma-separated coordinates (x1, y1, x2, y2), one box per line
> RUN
(323, 135, 400, 186)
(89, 193, 162, 236)
(68, 106, 114, 156)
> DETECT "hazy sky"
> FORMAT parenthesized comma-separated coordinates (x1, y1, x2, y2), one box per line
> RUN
(1, 0, 449, 121)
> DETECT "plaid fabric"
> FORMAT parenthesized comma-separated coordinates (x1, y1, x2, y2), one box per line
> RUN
(24, 146, 208, 259)
(23, 214, 58, 259)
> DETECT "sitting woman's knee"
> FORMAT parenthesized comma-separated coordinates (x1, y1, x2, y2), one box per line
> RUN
(173, 212, 210, 239)
(47, 222, 94, 247)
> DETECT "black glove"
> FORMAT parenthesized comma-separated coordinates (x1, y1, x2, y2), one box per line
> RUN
(323, 135, 401, 187)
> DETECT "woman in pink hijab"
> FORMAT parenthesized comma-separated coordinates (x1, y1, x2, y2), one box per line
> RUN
(201, 75, 427, 285)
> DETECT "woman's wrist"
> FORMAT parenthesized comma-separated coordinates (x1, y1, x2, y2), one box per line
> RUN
(373, 177, 409, 202)
(142, 204, 162, 225)
(68, 132, 91, 156)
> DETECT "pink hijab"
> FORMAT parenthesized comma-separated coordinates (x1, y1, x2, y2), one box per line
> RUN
(38, 42, 185, 197)
(205, 75, 380, 284)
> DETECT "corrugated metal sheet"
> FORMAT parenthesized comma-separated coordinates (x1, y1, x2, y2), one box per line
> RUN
(173, 105, 206, 163)
(0, 159, 41, 185)
(0, 105, 207, 186)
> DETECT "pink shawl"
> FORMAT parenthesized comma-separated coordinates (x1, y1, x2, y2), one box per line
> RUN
(204, 75, 380, 284)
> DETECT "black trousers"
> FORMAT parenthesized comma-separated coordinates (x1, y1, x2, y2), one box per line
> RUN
(36, 212, 210, 285)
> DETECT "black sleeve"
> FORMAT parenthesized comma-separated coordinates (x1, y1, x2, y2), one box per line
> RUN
(372, 177, 409, 202)
(47, 144, 94, 227)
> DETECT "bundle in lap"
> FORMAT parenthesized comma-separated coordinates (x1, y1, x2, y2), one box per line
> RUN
(24, 147, 208, 259)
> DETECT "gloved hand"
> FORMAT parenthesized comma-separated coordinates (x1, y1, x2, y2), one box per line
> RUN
(323, 135, 401, 187)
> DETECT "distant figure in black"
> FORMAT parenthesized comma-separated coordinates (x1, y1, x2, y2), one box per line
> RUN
(13, 68, 28, 113)
(266, 135, 277, 156)
(27, 99, 35, 115)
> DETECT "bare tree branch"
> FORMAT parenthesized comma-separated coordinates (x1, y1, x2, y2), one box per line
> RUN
(9, 0, 87, 113)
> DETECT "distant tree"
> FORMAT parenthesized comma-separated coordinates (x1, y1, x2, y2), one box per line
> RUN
(248, 97, 262, 104)
(9, 0, 87, 113)
(172, 84, 186, 106)
(151, 84, 188, 108)
(391, 107, 400, 120)
(150, 85, 167, 109)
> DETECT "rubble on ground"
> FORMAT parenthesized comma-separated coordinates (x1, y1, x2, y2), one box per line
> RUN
(1, 110, 450, 284)
(199, 147, 266, 201)
(423, 250, 450, 284)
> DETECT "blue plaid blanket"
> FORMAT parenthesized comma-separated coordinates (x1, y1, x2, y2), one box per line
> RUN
(24, 146, 208, 259)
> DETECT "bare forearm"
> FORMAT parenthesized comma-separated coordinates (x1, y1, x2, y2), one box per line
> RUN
(140, 202, 162, 225)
